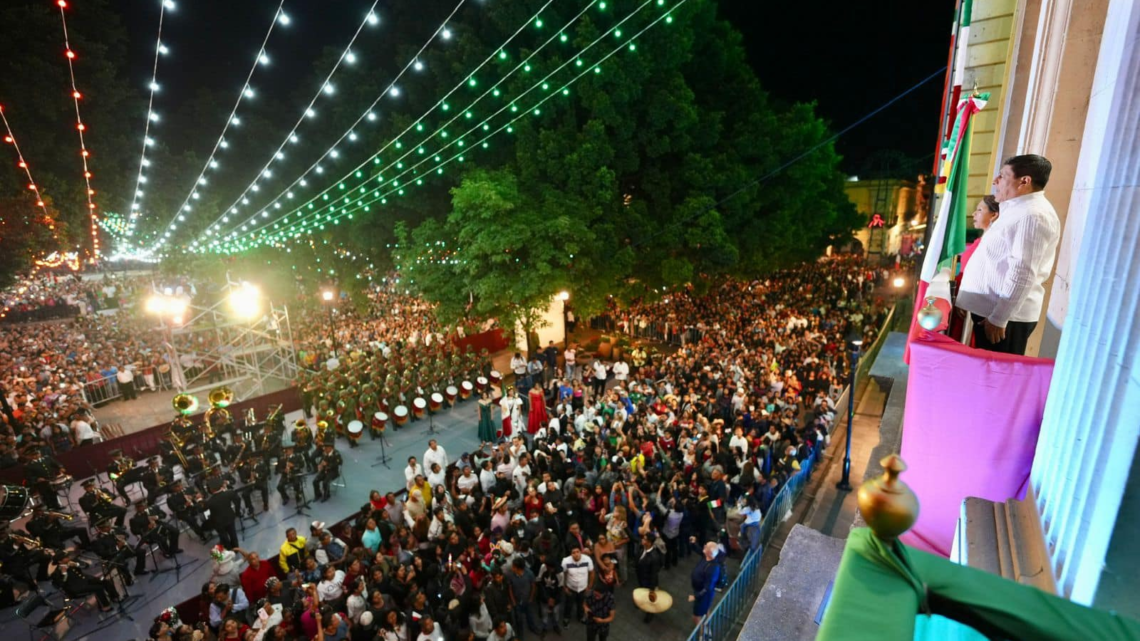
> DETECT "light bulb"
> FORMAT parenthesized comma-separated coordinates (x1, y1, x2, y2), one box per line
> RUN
(275, 151, 285, 160)
(323, 83, 335, 95)
(278, 11, 290, 25)
(149, 81, 159, 91)
(367, 11, 379, 25)
(306, 109, 316, 118)
(414, 59, 424, 71)
(210, 160, 219, 168)
(441, 27, 452, 39)
(345, 51, 357, 64)
(159, 44, 169, 55)
(367, 111, 377, 121)
(259, 53, 270, 65)
(149, 112, 160, 122)
(164, 0, 175, 9)
(290, 134, 299, 143)
(231, 115, 242, 125)
(390, 86, 400, 97)
(244, 87, 255, 98)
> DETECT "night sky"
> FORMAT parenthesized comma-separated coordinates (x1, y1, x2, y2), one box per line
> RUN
(120, 0, 954, 176)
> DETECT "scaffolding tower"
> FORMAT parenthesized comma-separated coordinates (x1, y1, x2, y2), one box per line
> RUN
(155, 277, 299, 401)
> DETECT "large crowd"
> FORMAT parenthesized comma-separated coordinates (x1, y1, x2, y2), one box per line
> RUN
(131, 257, 887, 641)
(0, 256, 892, 641)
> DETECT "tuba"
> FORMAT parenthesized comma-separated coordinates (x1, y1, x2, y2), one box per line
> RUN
(293, 418, 312, 448)
(316, 420, 329, 444)
(204, 386, 235, 432)
(172, 393, 199, 415)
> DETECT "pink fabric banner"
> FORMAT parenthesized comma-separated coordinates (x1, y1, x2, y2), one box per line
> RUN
(899, 331, 1055, 556)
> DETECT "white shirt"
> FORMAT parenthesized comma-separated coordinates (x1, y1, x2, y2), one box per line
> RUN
(424, 445, 448, 471)
(593, 361, 607, 382)
(958, 191, 1061, 326)
(457, 472, 479, 494)
(317, 569, 346, 602)
(511, 356, 527, 376)
(116, 367, 134, 384)
(71, 419, 96, 441)
(560, 555, 594, 592)
(480, 467, 497, 493)
(404, 463, 424, 484)
(612, 361, 629, 381)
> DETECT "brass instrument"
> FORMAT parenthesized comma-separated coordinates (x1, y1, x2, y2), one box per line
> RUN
(293, 419, 311, 448)
(204, 386, 234, 436)
(45, 510, 75, 521)
(172, 393, 199, 415)
(94, 487, 116, 505)
(265, 404, 283, 427)
(244, 407, 257, 427)
(231, 441, 248, 470)
(315, 419, 329, 444)
(10, 534, 55, 556)
(165, 430, 190, 471)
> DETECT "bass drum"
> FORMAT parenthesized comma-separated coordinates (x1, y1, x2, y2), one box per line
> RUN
(0, 485, 31, 521)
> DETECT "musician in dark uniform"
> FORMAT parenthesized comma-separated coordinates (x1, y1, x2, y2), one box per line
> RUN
(276, 444, 307, 506)
(166, 479, 209, 541)
(26, 505, 90, 550)
(78, 479, 127, 527)
(0, 526, 50, 589)
(237, 451, 270, 513)
(51, 555, 119, 611)
(256, 422, 281, 463)
(90, 519, 148, 578)
(129, 501, 182, 557)
(107, 453, 144, 502)
(313, 439, 343, 503)
(25, 449, 66, 510)
(141, 456, 174, 503)
(205, 482, 240, 548)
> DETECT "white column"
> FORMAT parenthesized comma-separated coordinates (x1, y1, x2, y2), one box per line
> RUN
(1029, 0, 1140, 605)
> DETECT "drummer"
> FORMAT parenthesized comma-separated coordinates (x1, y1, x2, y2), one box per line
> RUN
(25, 448, 67, 510)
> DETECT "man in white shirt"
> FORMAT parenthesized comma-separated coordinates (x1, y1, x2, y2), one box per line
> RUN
(116, 363, 138, 401)
(563, 347, 577, 381)
(560, 547, 594, 626)
(70, 415, 98, 446)
(958, 154, 1060, 355)
(611, 359, 629, 383)
(405, 457, 424, 484)
(423, 440, 448, 472)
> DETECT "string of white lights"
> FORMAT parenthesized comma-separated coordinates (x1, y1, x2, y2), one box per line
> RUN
(183, 0, 385, 249)
(147, 0, 288, 253)
(226, 0, 664, 248)
(195, 0, 478, 248)
(208, 0, 599, 248)
(126, 0, 172, 236)
(0, 106, 60, 240)
(55, 0, 101, 256)
(313, 6, 687, 238)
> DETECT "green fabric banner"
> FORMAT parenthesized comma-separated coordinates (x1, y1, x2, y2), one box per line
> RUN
(818, 528, 1140, 641)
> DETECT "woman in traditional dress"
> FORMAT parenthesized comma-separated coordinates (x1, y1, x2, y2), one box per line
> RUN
(527, 384, 549, 435)
(477, 391, 497, 442)
(499, 387, 522, 438)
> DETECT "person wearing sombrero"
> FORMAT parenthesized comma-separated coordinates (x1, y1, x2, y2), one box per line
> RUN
(633, 532, 668, 623)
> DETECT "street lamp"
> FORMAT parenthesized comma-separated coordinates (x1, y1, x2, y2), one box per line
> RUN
(836, 328, 865, 492)
(558, 290, 570, 346)
(320, 288, 339, 358)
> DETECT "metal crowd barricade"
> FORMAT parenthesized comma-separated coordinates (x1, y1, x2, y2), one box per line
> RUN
(686, 445, 821, 641)
(80, 374, 121, 406)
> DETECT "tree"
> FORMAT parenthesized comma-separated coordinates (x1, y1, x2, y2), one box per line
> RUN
(0, 196, 66, 289)
(393, 0, 860, 320)
(396, 168, 587, 344)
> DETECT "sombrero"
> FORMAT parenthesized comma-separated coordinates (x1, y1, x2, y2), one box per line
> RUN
(632, 588, 673, 614)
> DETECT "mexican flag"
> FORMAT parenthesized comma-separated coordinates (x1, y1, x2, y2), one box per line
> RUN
(906, 92, 988, 361)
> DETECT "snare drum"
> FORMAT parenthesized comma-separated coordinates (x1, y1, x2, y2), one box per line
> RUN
(444, 386, 458, 405)
(372, 411, 387, 433)
(489, 370, 502, 386)
(460, 381, 473, 399)
(347, 420, 364, 441)
(50, 474, 74, 492)
(393, 405, 409, 426)
(412, 397, 427, 418)
(379, 398, 389, 413)
(429, 393, 443, 412)
(476, 376, 488, 392)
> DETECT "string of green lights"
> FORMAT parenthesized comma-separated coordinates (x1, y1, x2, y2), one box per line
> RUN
(215, 0, 686, 254)
(199, 0, 577, 250)
(212, 0, 679, 253)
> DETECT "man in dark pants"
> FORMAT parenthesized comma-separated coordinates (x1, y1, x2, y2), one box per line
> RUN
(78, 480, 127, 527)
(25, 449, 65, 510)
(957, 154, 1060, 356)
(313, 439, 342, 503)
(91, 519, 149, 579)
(206, 483, 240, 548)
